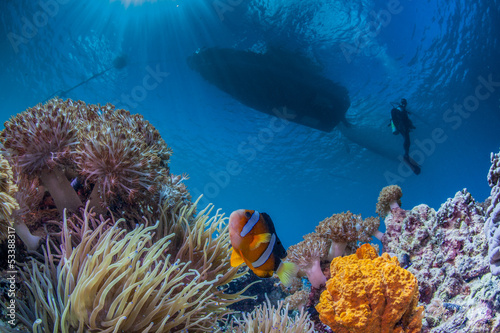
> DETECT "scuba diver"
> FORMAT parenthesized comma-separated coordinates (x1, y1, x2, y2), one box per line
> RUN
(390, 98, 421, 175)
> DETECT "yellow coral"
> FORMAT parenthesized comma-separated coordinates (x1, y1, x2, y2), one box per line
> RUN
(316, 244, 424, 333)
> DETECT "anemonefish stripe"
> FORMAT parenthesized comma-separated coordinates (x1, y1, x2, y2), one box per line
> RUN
(252, 233, 276, 268)
(240, 211, 260, 237)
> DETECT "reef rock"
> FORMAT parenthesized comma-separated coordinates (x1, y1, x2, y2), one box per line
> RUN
(485, 151, 500, 276)
(382, 189, 500, 332)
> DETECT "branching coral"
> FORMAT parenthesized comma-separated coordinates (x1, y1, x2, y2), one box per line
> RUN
(486, 150, 500, 275)
(18, 202, 250, 332)
(316, 244, 424, 333)
(286, 233, 329, 288)
(228, 297, 316, 332)
(1, 98, 83, 214)
(315, 211, 381, 259)
(0, 155, 19, 242)
(376, 185, 403, 218)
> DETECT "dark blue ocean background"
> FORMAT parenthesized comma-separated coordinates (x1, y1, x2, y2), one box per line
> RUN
(0, 0, 499, 248)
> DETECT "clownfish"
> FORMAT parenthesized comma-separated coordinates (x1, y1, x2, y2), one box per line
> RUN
(229, 209, 298, 287)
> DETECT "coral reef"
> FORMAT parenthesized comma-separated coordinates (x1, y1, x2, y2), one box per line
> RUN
(0, 155, 19, 242)
(382, 188, 500, 332)
(316, 244, 423, 333)
(228, 297, 316, 332)
(485, 151, 500, 275)
(5, 98, 499, 333)
(376, 185, 403, 218)
(17, 202, 249, 332)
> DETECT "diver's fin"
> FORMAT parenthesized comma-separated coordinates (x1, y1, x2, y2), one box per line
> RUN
(276, 261, 299, 287)
(404, 155, 421, 175)
(249, 233, 271, 250)
(230, 249, 245, 267)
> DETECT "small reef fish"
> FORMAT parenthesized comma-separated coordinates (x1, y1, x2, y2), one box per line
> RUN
(229, 209, 298, 287)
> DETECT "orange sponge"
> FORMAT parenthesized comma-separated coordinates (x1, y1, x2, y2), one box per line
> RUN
(316, 244, 424, 333)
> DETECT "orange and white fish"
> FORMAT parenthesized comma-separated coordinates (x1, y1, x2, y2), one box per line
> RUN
(229, 209, 298, 287)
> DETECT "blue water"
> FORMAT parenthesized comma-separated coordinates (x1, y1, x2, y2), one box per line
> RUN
(1, 0, 499, 248)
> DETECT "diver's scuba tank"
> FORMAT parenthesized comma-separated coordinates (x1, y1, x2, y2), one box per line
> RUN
(389, 101, 403, 135)
(391, 120, 398, 135)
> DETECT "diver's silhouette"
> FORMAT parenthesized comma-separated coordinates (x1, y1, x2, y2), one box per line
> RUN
(390, 98, 420, 175)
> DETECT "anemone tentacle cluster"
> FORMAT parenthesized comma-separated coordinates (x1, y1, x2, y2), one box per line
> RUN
(228, 297, 316, 333)
(0, 155, 19, 242)
(18, 202, 250, 332)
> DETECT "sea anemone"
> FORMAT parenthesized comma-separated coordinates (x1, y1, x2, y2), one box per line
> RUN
(228, 297, 316, 332)
(158, 196, 248, 294)
(376, 185, 403, 218)
(0, 155, 19, 242)
(18, 202, 250, 332)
